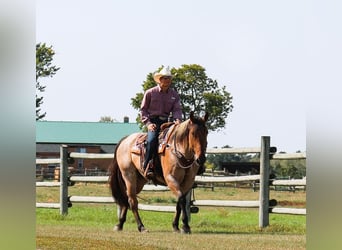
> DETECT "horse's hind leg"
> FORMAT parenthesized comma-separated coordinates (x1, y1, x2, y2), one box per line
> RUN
(128, 195, 148, 232)
(113, 205, 128, 231)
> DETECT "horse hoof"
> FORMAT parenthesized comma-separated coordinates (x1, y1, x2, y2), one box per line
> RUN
(113, 225, 123, 231)
(139, 227, 149, 233)
(181, 228, 191, 234)
(173, 228, 180, 233)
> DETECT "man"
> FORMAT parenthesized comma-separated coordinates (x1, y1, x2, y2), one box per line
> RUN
(140, 66, 182, 179)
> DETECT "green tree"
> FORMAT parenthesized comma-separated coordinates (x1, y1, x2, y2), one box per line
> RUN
(36, 43, 60, 120)
(131, 64, 233, 131)
(270, 158, 306, 178)
(99, 116, 115, 122)
(206, 145, 259, 171)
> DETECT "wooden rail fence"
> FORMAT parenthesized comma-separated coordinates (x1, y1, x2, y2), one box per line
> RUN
(36, 136, 306, 228)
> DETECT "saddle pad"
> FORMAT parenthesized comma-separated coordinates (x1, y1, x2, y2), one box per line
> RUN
(131, 133, 147, 155)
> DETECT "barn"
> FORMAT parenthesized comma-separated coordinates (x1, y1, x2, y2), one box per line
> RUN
(36, 120, 141, 178)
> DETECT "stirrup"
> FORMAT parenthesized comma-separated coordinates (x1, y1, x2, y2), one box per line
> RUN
(145, 169, 154, 179)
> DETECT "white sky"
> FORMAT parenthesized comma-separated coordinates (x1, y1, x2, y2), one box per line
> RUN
(35, 0, 319, 153)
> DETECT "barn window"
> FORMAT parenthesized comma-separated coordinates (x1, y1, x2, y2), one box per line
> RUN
(77, 148, 86, 170)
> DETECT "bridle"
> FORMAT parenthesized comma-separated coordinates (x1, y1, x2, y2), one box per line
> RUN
(170, 126, 205, 169)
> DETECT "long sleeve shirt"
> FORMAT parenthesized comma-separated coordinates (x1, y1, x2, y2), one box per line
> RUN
(140, 85, 182, 125)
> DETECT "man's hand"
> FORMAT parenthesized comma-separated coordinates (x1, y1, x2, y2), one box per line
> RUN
(174, 119, 181, 125)
(147, 123, 157, 131)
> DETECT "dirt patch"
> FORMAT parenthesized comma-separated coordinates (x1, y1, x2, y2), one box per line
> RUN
(277, 200, 306, 207)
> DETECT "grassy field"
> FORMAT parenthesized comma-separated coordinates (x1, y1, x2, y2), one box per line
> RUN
(36, 183, 306, 249)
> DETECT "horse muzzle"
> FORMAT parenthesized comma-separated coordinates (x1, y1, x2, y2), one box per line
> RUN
(195, 154, 206, 167)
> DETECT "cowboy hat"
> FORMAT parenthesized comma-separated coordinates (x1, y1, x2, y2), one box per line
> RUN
(153, 66, 173, 83)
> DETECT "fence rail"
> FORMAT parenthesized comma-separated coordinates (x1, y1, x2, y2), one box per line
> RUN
(36, 137, 306, 228)
(271, 179, 306, 186)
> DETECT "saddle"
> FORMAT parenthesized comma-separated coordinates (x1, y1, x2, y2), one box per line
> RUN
(131, 122, 176, 176)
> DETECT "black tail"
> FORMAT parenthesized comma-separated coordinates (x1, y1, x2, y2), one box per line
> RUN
(109, 136, 129, 207)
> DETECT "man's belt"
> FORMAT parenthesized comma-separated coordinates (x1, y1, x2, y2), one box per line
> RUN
(150, 116, 168, 121)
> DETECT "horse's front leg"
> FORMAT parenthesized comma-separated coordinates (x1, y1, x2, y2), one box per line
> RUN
(179, 194, 191, 234)
(172, 194, 191, 234)
(172, 200, 181, 232)
(165, 174, 182, 232)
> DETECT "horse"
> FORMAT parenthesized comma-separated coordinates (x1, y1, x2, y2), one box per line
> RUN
(108, 111, 209, 233)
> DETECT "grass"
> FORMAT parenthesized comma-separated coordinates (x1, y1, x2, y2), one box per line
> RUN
(36, 183, 306, 249)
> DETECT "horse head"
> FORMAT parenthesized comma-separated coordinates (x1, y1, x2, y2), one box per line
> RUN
(188, 111, 209, 167)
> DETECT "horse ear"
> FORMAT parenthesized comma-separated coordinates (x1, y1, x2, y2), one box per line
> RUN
(204, 112, 209, 122)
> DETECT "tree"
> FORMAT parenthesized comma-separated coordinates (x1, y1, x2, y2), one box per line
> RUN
(131, 64, 233, 131)
(206, 145, 258, 171)
(270, 158, 306, 178)
(36, 43, 60, 120)
(99, 116, 115, 122)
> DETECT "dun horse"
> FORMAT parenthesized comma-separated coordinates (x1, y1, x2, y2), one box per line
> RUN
(109, 112, 208, 233)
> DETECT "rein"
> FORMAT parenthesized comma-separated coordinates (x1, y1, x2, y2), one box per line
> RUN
(171, 129, 198, 169)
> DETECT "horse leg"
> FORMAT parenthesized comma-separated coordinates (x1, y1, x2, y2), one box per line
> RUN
(127, 192, 148, 233)
(172, 200, 181, 232)
(113, 205, 128, 231)
(166, 174, 185, 233)
(179, 194, 191, 234)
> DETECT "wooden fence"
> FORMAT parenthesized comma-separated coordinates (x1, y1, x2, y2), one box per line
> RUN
(36, 136, 306, 228)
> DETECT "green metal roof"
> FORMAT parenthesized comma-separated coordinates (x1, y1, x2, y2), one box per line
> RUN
(36, 121, 141, 144)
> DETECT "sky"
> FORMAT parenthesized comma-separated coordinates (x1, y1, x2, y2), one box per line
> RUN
(35, 0, 316, 153)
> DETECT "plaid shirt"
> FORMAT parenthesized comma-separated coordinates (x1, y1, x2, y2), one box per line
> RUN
(140, 85, 182, 125)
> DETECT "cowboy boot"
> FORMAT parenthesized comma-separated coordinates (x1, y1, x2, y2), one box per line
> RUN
(144, 160, 154, 179)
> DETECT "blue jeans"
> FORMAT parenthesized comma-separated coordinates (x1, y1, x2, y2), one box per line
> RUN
(143, 118, 164, 169)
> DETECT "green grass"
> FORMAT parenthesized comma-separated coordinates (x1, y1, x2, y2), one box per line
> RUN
(36, 183, 306, 249)
(37, 205, 305, 233)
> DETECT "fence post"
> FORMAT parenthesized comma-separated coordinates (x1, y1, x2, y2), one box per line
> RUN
(60, 145, 68, 215)
(259, 136, 270, 227)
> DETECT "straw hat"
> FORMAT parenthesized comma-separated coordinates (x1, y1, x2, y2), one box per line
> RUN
(153, 66, 173, 83)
